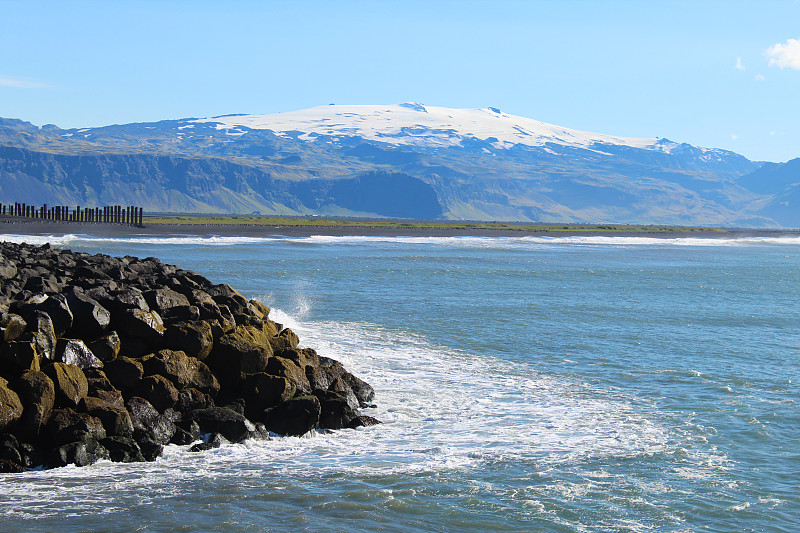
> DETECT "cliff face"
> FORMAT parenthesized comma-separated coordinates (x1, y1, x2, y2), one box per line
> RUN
(0, 146, 442, 218)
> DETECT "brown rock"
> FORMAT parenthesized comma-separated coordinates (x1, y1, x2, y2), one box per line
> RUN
(1, 312, 27, 341)
(0, 340, 40, 374)
(176, 387, 214, 413)
(44, 408, 106, 447)
(144, 349, 219, 397)
(248, 300, 271, 320)
(15, 370, 55, 439)
(0, 377, 23, 431)
(269, 328, 300, 354)
(242, 373, 296, 419)
(84, 368, 118, 395)
(118, 309, 165, 342)
(264, 395, 321, 437)
(265, 356, 312, 395)
(42, 363, 88, 408)
(135, 375, 179, 412)
(209, 335, 271, 389)
(104, 356, 144, 391)
(165, 321, 213, 360)
(87, 331, 121, 362)
(280, 347, 320, 370)
(81, 396, 134, 437)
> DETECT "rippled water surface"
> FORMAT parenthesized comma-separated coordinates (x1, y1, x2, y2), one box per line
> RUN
(1, 233, 798, 532)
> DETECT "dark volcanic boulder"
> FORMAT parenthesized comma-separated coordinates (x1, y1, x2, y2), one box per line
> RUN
(0, 458, 25, 473)
(265, 357, 311, 395)
(0, 434, 23, 465)
(14, 370, 55, 439)
(66, 290, 111, 338)
(0, 242, 379, 469)
(348, 415, 382, 429)
(0, 257, 18, 281)
(209, 336, 271, 388)
(135, 375, 179, 412)
(117, 309, 165, 342)
(0, 340, 41, 374)
(176, 387, 214, 413)
(87, 331, 121, 362)
(26, 311, 56, 362)
(104, 356, 144, 391)
(101, 436, 144, 463)
(133, 430, 164, 461)
(341, 372, 376, 407)
(242, 373, 296, 420)
(23, 276, 60, 294)
(186, 406, 253, 443)
(313, 389, 358, 430)
(189, 432, 228, 452)
(0, 313, 27, 341)
(0, 377, 24, 431)
(161, 305, 201, 323)
(264, 395, 321, 437)
(165, 321, 213, 360)
(49, 438, 109, 468)
(56, 339, 103, 370)
(125, 397, 176, 445)
(269, 328, 300, 354)
(42, 363, 88, 408)
(44, 408, 106, 447)
(143, 349, 219, 396)
(144, 288, 191, 314)
(35, 294, 73, 337)
(82, 396, 134, 437)
(104, 288, 149, 314)
(328, 377, 361, 411)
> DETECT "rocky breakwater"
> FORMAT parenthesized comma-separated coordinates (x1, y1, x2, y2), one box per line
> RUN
(0, 241, 378, 472)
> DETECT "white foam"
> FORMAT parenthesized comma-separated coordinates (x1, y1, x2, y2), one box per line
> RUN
(291, 234, 800, 249)
(3, 233, 798, 251)
(239, 310, 689, 472)
(0, 309, 736, 528)
(0, 233, 276, 246)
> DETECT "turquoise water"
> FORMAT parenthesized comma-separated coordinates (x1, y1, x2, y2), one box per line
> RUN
(1, 233, 798, 532)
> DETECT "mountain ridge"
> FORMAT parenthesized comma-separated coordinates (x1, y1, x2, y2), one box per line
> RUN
(0, 104, 797, 227)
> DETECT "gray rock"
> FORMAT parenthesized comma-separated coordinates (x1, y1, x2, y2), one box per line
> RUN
(56, 339, 103, 370)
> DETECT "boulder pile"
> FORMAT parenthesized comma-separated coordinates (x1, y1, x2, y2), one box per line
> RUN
(0, 241, 378, 472)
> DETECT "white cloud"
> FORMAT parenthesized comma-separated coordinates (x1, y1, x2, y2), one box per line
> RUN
(0, 76, 45, 88)
(766, 38, 800, 69)
(730, 134, 738, 140)
(754, 74, 766, 81)
(735, 57, 745, 70)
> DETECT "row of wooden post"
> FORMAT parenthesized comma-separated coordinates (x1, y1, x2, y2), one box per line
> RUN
(2, 203, 144, 227)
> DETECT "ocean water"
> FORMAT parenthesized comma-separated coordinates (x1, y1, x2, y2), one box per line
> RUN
(1, 232, 798, 532)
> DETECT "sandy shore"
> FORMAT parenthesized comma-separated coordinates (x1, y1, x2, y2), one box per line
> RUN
(0, 216, 796, 240)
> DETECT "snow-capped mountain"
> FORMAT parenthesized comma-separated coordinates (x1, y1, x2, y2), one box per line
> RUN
(193, 103, 730, 160)
(194, 103, 666, 150)
(0, 104, 794, 226)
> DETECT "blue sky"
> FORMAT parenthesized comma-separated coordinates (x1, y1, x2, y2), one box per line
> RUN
(1, 0, 799, 162)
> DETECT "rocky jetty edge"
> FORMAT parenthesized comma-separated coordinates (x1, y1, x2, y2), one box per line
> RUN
(0, 241, 378, 472)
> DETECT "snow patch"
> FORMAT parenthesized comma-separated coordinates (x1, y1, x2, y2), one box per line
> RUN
(192, 104, 671, 152)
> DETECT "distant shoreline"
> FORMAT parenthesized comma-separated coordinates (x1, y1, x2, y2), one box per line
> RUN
(0, 215, 796, 240)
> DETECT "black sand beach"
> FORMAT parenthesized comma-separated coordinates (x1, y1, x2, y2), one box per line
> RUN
(0, 216, 795, 240)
